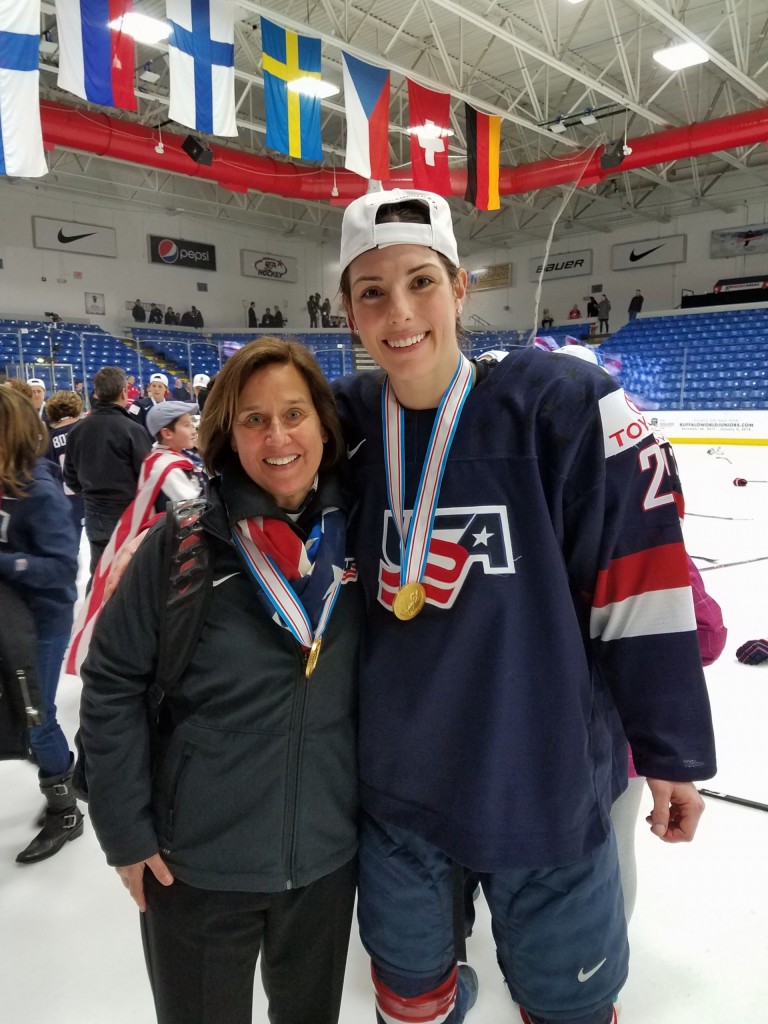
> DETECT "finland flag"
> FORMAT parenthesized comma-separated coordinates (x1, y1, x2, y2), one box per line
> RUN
(167, 0, 237, 137)
(0, 0, 47, 178)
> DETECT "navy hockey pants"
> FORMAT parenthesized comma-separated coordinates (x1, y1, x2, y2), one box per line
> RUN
(358, 813, 628, 1024)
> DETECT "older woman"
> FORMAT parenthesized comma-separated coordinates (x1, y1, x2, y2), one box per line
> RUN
(0, 387, 81, 863)
(79, 339, 361, 1024)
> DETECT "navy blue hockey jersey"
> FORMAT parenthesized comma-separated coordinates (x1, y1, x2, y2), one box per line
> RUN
(334, 348, 716, 871)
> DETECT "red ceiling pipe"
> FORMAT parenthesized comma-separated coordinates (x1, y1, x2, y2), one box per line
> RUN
(40, 100, 768, 202)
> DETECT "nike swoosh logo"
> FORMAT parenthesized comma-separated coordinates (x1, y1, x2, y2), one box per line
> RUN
(629, 244, 663, 262)
(577, 958, 607, 982)
(212, 572, 240, 587)
(346, 439, 366, 459)
(57, 229, 96, 244)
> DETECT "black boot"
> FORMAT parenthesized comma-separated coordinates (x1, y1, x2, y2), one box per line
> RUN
(16, 767, 84, 864)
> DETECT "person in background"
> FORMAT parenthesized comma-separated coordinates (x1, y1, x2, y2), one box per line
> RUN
(172, 379, 192, 402)
(333, 189, 715, 1024)
(78, 338, 361, 1024)
(44, 390, 85, 538)
(148, 304, 163, 325)
(128, 373, 170, 434)
(26, 378, 48, 422)
(597, 293, 611, 333)
(627, 290, 644, 322)
(568, 303, 582, 320)
(64, 366, 151, 575)
(0, 387, 82, 865)
(540, 308, 554, 328)
(272, 306, 285, 327)
(132, 300, 146, 323)
(192, 373, 210, 402)
(586, 295, 599, 319)
(125, 374, 141, 405)
(164, 306, 178, 326)
(261, 307, 274, 327)
(307, 294, 319, 327)
(190, 305, 204, 329)
(321, 297, 332, 327)
(4, 378, 34, 400)
(248, 301, 258, 328)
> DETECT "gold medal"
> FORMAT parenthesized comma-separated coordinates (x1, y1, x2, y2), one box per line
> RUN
(305, 637, 322, 679)
(392, 582, 426, 621)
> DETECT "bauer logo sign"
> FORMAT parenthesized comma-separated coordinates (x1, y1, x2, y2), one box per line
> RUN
(529, 249, 592, 282)
(148, 236, 217, 270)
(240, 250, 298, 283)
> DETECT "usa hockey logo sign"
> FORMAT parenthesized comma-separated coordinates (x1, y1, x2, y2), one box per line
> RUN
(377, 505, 515, 612)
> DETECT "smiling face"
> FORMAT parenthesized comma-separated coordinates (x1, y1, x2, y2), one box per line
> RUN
(347, 244, 467, 407)
(231, 363, 327, 509)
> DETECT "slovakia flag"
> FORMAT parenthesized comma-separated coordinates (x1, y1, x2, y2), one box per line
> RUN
(342, 52, 390, 181)
(56, 0, 137, 111)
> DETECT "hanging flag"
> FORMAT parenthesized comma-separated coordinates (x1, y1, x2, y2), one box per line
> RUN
(342, 52, 389, 181)
(0, 0, 47, 178)
(464, 103, 500, 211)
(56, 0, 137, 111)
(261, 17, 322, 161)
(167, 0, 237, 137)
(408, 79, 452, 195)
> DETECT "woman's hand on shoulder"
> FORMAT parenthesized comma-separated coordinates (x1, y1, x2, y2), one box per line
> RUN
(116, 853, 175, 911)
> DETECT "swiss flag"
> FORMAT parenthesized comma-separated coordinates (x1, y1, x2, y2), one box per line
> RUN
(408, 80, 452, 194)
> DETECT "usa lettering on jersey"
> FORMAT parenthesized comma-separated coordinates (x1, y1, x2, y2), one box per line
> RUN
(377, 505, 515, 612)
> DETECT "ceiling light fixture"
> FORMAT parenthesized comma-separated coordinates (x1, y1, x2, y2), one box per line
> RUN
(652, 41, 709, 70)
(108, 13, 171, 45)
(40, 30, 57, 55)
(549, 119, 567, 134)
(287, 78, 340, 99)
(580, 111, 597, 126)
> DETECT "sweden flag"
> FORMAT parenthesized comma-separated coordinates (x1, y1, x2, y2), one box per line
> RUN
(261, 17, 323, 161)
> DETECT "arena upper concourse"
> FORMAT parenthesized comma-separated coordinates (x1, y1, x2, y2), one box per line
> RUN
(2, 2, 768, 1022)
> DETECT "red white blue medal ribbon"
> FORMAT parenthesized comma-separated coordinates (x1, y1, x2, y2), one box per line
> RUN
(382, 354, 474, 590)
(232, 518, 343, 672)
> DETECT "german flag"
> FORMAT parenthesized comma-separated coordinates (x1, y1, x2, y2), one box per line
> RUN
(464, 104, 501, 210)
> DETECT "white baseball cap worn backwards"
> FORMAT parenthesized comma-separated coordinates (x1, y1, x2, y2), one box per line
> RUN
(149, 373, 169, 387)
(192, 373, 210, 388)
(339, 189, 459, 275)
(26, 378, 46, 389)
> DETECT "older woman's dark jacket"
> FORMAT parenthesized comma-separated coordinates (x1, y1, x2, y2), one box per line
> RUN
(80, 467, 361, 892)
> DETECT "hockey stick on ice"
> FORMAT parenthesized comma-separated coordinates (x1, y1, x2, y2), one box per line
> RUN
(698, 789, 768, 813)
(700, 555, 768, 572)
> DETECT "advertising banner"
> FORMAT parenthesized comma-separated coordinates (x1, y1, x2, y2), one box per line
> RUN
(468, 262, 513, 291)
(529, 250, 591, 281)
(611, 235, 686, 270)
(710, 224, 768, 258)
(148, 235, 217, 270)
(240, 250, 298, 283)
(33, 217, 117, 257)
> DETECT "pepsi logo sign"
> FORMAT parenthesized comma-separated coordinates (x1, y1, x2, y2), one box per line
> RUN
(148, 235, 216, 271)
(158, 239, 178, 263)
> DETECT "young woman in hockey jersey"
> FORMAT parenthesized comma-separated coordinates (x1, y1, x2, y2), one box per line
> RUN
(78, 340, 361, 1024)
(0, 386, 82, 864)
(333, 190, 717, 1024)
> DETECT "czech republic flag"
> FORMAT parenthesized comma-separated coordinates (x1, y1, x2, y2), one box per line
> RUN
(342, 52, 390, 181)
